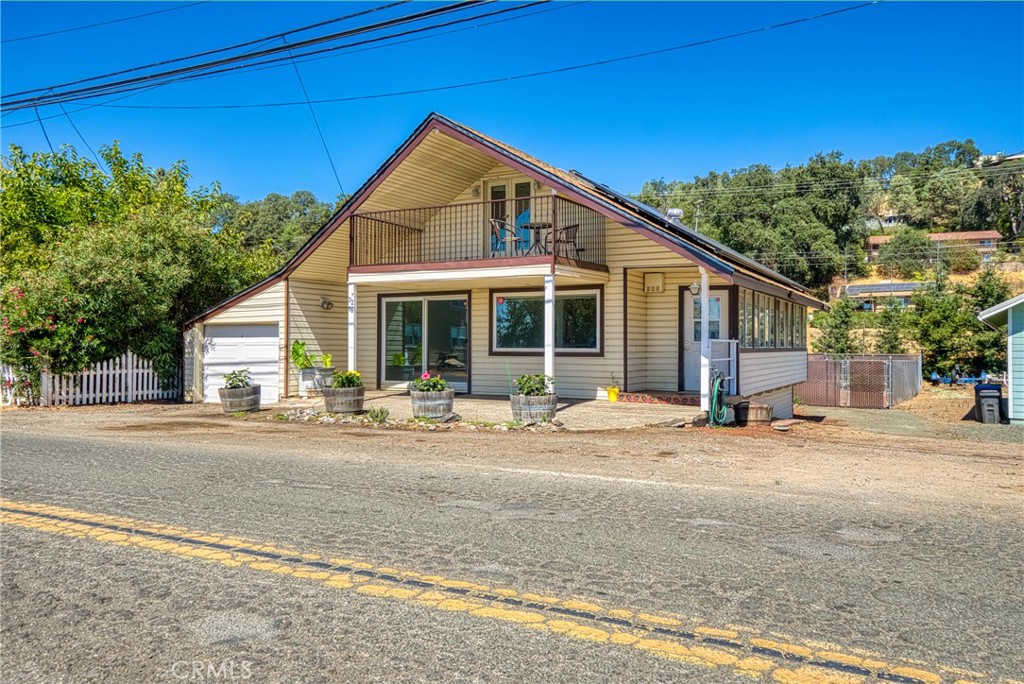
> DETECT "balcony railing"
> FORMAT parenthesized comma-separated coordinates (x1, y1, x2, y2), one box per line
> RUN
(350, 195, 606, 268)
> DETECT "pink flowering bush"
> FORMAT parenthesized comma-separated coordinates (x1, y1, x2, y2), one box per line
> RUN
(410, 371, 450, 392)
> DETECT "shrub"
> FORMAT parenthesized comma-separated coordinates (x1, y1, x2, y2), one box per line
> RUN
(223, 369, 252, 389)
(411, 372, 449, 392)
(320, 353, 333, 368)
(331, 369, 362, 388)
(367, 406, 389, 424)
(513, 373, 553, 396)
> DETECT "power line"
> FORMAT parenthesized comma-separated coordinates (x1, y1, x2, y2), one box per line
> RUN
(3, 1, 410, 97)
(2, 1, 489, 110)
(1, 2, 208, 44)
(33, 107, 53, 153)
(19, 1, 881, 112)
(55, 101, 103, 169)
(283, 37, 344, 196)
(0, 1, 584, 131)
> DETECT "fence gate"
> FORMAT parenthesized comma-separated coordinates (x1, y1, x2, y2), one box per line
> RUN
(795, 354, 922, 409)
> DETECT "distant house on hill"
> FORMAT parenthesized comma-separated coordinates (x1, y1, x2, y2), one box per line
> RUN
(842, 282, 931, 310)
(865, 230, 1001, 263)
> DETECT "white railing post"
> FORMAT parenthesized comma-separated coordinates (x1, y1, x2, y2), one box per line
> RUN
(543, 274, 555, 392)
(699, 267, 710, 412)
(347, 282, 358, 372)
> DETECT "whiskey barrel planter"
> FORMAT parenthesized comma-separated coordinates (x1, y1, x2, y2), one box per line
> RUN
(510, 393, 558, 423)
(410, 389, 455, 419)
(734, 401, 772, 427)
(218, 385, 261, 414)
(323, 386, 365, 413)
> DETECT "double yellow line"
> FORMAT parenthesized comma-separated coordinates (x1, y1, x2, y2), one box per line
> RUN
(0, 499, 990, 684)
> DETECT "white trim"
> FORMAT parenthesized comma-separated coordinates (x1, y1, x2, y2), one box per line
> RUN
(1009, 306, 1016, 421)
(979, 292, 1024, 323)
(544, 275, 555, 387)
(347, 282, 357, 372)
(349, 264, 552, 284)
(491, 288, 602, 354)
(699, 267, 710, 412)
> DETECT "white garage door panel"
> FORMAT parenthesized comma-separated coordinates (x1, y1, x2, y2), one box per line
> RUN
(204, 324, 279, 404)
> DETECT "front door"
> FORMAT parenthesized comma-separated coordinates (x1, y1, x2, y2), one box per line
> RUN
(381, 295, 469, 391)
(680, 288, 728, 392)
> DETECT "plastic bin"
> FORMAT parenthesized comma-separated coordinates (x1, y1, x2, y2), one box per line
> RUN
(974, 383, 1003, 424)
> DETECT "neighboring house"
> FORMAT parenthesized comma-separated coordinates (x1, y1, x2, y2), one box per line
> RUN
(183, 113, 824, 419)
(843, 282, 930, 310)
(865, 230, 1002, 263)
(977, 292, 1024, 425)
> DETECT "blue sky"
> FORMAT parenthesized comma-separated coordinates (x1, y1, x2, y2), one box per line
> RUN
(2, 1, 1022, 202)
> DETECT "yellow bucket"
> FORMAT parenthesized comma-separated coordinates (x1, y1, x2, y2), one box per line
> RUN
(607, 386, 620, 402)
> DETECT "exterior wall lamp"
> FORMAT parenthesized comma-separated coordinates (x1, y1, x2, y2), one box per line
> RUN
(320, 296, 334, 311)
(688, 281, 701, 297)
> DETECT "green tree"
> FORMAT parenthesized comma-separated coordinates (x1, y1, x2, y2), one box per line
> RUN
(968, 267, 1012, 374)
(0, 143, 278, 385)
(217, 190, 340, 261)
(909, 276, 975, 375)
(940, 240, 982, 274)
(812, 296, 864, 354)
(874, 299, 907, 354)
(876, 229, 934, 278)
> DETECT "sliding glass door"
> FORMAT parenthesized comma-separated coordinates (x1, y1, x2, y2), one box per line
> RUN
(381, 295, 468, 391)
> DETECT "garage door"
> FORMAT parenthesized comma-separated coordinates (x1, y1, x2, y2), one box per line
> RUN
(203, 324, 279, 405)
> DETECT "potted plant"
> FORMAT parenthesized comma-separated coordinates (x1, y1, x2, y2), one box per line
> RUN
(510, 373, 557, 422)
(607, 372, 621, 403)
(386, 352, 417, 381)
(316, 353, 335, 391)
(323, 369, 364, 413)
(291, 340, 316, 398)
(218, 369, 261, 413)
(409, 371, 454, 419)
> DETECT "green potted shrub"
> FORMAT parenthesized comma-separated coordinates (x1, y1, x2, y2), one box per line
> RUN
(386, 352, 417, 382)
(409, 371, 454, 419)
(291, 340, 316, 398)
(510, 373, 557, 422)
(322, 369, 364, 413)
(218, 369, 261, 413)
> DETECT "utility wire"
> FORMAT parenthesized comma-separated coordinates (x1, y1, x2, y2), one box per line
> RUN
(3, 1, 410, 96)
(33, 107, 54, 153)
(55, 100, 103, 169)
(2, 1, 488, 109)
(283, 37, 344, 196)
(3, 1, 544, 111)
(0, 0, 580, 130)
(55, 0, 881, 111)
(1, 2, 208, 44)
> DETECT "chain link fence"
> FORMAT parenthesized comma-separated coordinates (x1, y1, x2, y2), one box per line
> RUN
(795, 354, 922, 409)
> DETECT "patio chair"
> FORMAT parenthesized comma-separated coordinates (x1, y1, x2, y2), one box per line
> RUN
(545, 224, 585, 259)
(489, 218, 526, 258)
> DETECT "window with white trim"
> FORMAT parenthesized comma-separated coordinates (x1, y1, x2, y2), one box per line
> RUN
(492, 289, 600, 353)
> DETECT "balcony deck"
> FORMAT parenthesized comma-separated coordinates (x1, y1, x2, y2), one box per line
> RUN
(350, 195, 607, 273)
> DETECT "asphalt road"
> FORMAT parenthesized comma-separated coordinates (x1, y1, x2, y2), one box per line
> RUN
(1, 419, 1021, 683)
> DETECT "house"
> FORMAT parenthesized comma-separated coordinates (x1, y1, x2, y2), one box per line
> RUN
(183, 114, 824, 419)
(843, 282, 930, 310)
(865, 230, 1002, 263)
(977, 292, 1024, 425)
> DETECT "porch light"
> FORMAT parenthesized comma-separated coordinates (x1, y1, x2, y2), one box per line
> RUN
(688, 281, 701, 297)
(320, 296, 334, 311)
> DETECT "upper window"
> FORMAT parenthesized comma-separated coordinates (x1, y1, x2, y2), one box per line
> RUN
(492, 289, 601, 353)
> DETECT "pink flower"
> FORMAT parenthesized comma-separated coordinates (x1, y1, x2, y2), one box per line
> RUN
(76, 318, 84, 324)
(31, 350, 39, 357)
(420, 372, 430, 380)
(17, 326, 25, 332)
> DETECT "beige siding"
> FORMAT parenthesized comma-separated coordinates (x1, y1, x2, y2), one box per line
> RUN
(204, 282, 286, 400)
(625, 270, 646, 391)
(292, 223, 348, 283)
(739, 350, 806, 397)
(745, 386, 794, 420)
(287, 279, 347, 397)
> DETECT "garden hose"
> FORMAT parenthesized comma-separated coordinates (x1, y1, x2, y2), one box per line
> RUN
(709, 368, 728, 427)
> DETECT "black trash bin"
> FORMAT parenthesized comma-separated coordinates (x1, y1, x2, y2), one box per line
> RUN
(974, 383, 1002, 424)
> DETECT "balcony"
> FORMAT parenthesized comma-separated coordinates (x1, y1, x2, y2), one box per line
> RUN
(350, 195, 607, 271)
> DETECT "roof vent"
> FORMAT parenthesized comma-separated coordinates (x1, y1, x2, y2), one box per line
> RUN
(664, 207, 684, 224)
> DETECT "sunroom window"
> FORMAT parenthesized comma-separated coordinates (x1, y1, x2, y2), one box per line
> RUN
(492, 289, 600, 353)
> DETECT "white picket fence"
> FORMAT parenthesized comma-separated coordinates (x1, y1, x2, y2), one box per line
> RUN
(1, 351, 178, 407)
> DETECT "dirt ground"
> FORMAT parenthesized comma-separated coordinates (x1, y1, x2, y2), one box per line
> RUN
(2, 388, 1020, 514)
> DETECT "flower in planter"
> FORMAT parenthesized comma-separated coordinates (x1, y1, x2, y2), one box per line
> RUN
(331, 370, 363, 388)
(411, 372, 450, 392)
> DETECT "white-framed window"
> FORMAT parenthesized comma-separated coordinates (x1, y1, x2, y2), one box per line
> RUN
(491, 288, 601, 354)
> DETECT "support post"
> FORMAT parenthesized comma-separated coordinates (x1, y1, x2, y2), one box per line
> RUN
(347, 282, 358, 372)
(544, 274, 555, 391)
(699, 267, 710, 412)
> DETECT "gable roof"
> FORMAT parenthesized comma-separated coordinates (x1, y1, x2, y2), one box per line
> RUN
(845, 282, 930, 297)
(187, 113, 823, 326)
(867, 230, 1001, 246)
